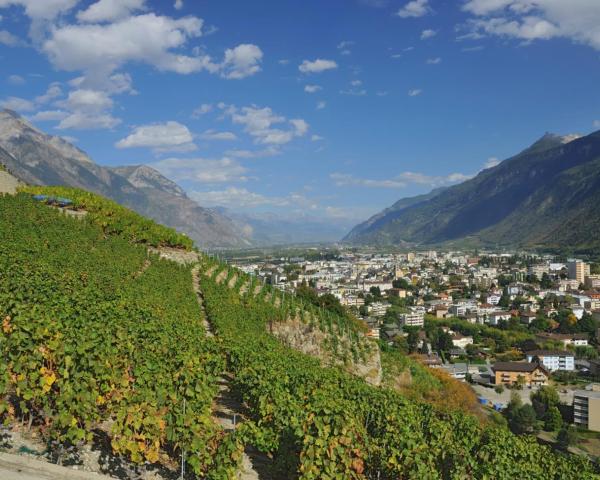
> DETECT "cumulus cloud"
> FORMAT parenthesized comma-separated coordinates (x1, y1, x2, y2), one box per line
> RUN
(116, 121, 196, 151)
(190, 187, 289, 208)
(0, 0, 77, 21)
(35, 82, 62, 103)
(426, 57, 442, 64)
(220, 43, 263, 79)
(174, 0, 183, 10)
(421, 29, 437, 39)
(191, 103, 213, 118)
(30, 110, 69, 121)
(594, 120, 600, 128)
(224, 104, 309, 145)
(304, 84, 322, 93)
(151, 157, 248, 183)
(225, 146, 280, 158)
(331, 171, 472, 189)
(299, 58, 338, 73)
(0, 96, 35, 112)
(316, 101, 326, 110)
(397, 0, 430, 18)
(408, 88, 422, 96)
(461, 0, 600, 51)
(201, 129, 237, 141)
(77, 0, 146, 23)
(0, 30, 22, 46)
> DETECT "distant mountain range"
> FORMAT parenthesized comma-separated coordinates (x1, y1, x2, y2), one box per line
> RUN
(0, 109, 347, 248)
(345, 130, 600, 252)
(215, 207, 352, 246)
(0, 109, 249, 248)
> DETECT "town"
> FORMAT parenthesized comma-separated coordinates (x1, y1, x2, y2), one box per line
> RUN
(229, 248, 600, 452)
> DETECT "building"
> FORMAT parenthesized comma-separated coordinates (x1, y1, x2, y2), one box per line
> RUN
(573, 390, 600, 432)
(492, 362, 549, 387)
(368, 301, 389, 317)
(399, 312, 424, 327)
(584, 275, 600, 289)
(567, 259, 590, 285)
(525, 350, 575, 372)
(452, 333, 473, 349)
(534, 332, 589, 349)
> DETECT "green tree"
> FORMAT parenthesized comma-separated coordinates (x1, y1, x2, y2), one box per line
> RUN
(544, 406, 563, 432)
(531, 385, 560, 419)
(557, 426, 578, 449)
(540, 273, 553, 289)
(510, 404, 538, 435)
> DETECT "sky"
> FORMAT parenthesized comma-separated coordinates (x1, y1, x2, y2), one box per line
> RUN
(1, 0, 600, 229)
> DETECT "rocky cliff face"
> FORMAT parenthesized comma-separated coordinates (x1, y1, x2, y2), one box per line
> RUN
(0, 109, 247, 249)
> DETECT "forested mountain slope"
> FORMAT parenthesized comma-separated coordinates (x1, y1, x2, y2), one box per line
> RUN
(345, 131, 600, 251)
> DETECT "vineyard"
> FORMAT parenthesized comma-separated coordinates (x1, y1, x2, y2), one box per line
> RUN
(19, 185, 193, 250)
(1, 191, 599, 479)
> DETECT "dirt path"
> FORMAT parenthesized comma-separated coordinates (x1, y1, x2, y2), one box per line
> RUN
(191, 265, 267, 479)
(0, 452, 113, 480)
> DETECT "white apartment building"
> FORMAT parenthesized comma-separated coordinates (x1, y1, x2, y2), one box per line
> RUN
(399, 312, 425, 328)
(526, 350, 575, 372)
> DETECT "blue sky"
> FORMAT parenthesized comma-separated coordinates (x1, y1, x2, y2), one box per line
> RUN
(1, 0, 600, 227)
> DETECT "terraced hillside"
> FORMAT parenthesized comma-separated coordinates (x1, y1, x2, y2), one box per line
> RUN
(1, 190, 598, 479)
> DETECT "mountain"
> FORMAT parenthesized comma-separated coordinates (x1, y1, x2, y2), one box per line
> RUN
(0, 109, 247, 249)
(344, 131, 600, 251)
(215, 207, 352, 246)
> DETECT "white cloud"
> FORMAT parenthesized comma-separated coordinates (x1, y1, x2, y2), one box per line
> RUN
(462, 0, 600, 51)
(376, 91, 389, 96)
(390, 53, 403, 59)
(484, 156, 500, 169)
(174, 0, 183, 10)
(594, 120, 600, 128)
(35, 83, 62, 104)
(220, 43, 263, 79)
(0, 30, 21, 46)
(278, 58, 290, 65)
(77, 0, 146, 23)
(304, 84, 322, 93)
(0, 0, 78, 21)
(340, 88, 367, 96)
(331, 171, 472, 189)
(116, 121, 195, 151)
(316, 101, 326, 110)
(397, 0, 430, 18)
(299, 58, 338, 73)
(226, 105, 309, 145)
(350, 79, 362, 86)
(1, 96, 35, 111)
(426, 57, 442, 64)
(225, 147, 280, 158)
(57, 111, 121, 130)
(43, 14, 208, 75)
(190, 187, 289, 208)
(201, 129, 237, 141)
(152, 157, 248, 183)
(192, 103, 212, 118)
(59, 88, 113, 111)
(7, 74, 25, 85)
(311, 134, 324, 141)
(30, 109, 68, 121)
(408, 88, 422, 96)
(421, 29, 437, 39)
(337, 40, 354, 55)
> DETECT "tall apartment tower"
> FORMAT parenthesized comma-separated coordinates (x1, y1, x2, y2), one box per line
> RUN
(567, 259, 590, 285)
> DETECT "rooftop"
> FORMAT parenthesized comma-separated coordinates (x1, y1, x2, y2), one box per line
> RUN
(492, 362, 547, 373)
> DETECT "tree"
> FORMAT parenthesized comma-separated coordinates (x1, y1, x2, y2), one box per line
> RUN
(369, 286, 382, 299)
(514, 375, 526, 390)
(436, 330, 453, 354)
(557, 426, 578, 449)
(392, 278, 411, 290)
(510, 404, 538, 435)
(544, 406, 563, 432)
(494, 384, 505, 395)
(531, 385, 560, 419)
(406, 328, 420, 354)
(540, 273, 553, 289)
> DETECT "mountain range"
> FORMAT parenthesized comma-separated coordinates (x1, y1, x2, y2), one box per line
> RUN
(345, 130, 600, 252)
